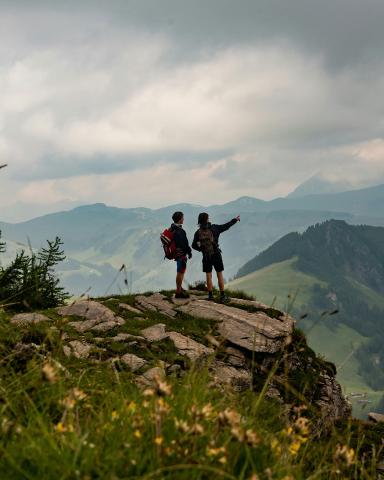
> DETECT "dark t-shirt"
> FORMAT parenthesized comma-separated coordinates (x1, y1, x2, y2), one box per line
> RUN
(170, 224, 192, 258)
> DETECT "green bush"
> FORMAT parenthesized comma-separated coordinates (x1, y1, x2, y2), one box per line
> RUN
(0, 231, 68, 310)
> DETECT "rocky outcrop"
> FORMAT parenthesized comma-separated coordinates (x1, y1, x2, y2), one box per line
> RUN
(52, 294, 349, 421)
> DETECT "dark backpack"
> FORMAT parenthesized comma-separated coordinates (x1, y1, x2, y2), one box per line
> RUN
(160, 228, 177, 260)
(198, 227, 215, 257)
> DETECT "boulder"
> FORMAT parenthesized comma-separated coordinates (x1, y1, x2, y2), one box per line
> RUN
(167, 331, 214, 361)
(11, 313, 50, 327)
(120, 353, 147, 372)
(141, 323, 168, 342)
(368, 412, 384, 423)
(57, 300, 125, 333)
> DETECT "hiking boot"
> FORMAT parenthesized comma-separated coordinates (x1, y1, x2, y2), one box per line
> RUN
(219, 294, 230, 303)
(207, 292, 215, 301)
(175, 291, 190, 299)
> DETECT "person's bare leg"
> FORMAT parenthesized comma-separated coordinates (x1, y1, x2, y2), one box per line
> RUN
(176, 272, 184, 293)
(206, 272, 213, 292)
(217, 271, 225, 293)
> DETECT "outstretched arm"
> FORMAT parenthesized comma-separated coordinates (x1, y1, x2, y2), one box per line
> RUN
(215, 216, 239, 234)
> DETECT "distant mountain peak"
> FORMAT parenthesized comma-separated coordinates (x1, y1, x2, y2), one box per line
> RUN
(288, 174, 353, 198)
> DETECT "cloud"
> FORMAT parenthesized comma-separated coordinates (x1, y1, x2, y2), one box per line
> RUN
(1, 1, 384, 221)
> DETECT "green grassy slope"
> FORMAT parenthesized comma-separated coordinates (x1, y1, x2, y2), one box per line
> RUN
(303, 321, 383, 418)
(228, 257, 327, 311)
(228, 258, 384, 417)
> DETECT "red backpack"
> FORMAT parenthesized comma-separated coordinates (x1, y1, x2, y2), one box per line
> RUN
(160, 228, 177, 260)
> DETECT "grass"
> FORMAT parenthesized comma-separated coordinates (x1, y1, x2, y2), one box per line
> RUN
(302, 319, 384, 419)
(0, 293, 383, 479)
(227, 257, 327, 311)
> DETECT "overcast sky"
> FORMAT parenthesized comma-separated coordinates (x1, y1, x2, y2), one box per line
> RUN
(1, 0, 384, 221)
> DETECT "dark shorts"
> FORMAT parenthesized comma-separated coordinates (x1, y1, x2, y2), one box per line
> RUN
(176, 256, 187, 274)
(202, 252, 224, 273)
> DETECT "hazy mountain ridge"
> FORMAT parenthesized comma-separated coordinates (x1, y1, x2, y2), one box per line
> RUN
(1, 183, 384, 296)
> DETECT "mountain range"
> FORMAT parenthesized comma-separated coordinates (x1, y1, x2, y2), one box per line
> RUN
(1, 183, 384, 297)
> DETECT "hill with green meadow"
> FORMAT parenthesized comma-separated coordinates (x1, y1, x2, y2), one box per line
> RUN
(230, 220, 384, 416)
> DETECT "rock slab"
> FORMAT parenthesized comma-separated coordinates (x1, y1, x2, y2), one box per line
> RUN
(11, 313, 50, 327)
(57, 300, 125, 333)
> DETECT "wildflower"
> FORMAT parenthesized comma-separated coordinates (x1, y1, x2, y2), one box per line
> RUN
(111, 410, 119, 421)
(289, 440, 302, 456)
(175, 418, 190, 433)
(42, 362, 57, 383)
(334, 444, 355, 467)
(154, 436, 163, 446)
(156, 397, 170, 414)
(143, 388, 155, 397)
(155, 378, 172, 397)
(271, 438, 282, 456)
(201, 403, 215, 419)
(206, 446, 226, 457)
(249, 475, 260, 480)
(126, 401, 137, 413)
(55, 422, 66, 433)
(219, 456, 227, 465)
(61, 388, 87, 410)
(218, 408, 241, 427)
(134, 429, 142, 439)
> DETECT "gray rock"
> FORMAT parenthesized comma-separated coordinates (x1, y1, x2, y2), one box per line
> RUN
(64, 340, 92, 359)
(110, 333, 145, 342)
(142, 366, 166, 381)
(11, 313, 50, 327)
(119, 303, 143, 315)
(135, 294, 177, 318)
(225, 347, 246, 367)
(141, 323, 168, 342)
(167, 331, 214, 361)
(368, 412, 384, 423)
(176, 299, 294, 353)
(120, 353, 147, 372)
(210, 361, 251, 392)
(58, 300, 125, 333)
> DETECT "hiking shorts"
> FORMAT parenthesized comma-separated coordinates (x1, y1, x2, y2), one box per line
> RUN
(202, 252, 224, 273)
(176, 256, 187, 274)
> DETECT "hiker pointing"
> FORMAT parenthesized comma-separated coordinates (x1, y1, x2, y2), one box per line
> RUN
(192, 212, 240, 302)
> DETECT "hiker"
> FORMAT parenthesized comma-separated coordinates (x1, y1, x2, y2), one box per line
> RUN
(192, 212, 240, 302)
(170, 211, 192, 299)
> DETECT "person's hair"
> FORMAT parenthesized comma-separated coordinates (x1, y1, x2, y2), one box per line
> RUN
(198, 212, 209, 225)
(172, 211, 184, 223)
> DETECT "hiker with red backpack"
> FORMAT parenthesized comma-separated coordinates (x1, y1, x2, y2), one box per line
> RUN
(160, 211, 192, 299)
(192, 212, 240, 302)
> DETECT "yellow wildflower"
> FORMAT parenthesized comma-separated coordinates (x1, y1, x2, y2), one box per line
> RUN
(289, 440, 302, 456)
(42, 362, 57, 383)
(127, 401, 137, 413)
(134, 429, 142, 439)
(154, 436, 163, 446)
(111, 410, 119, 421)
